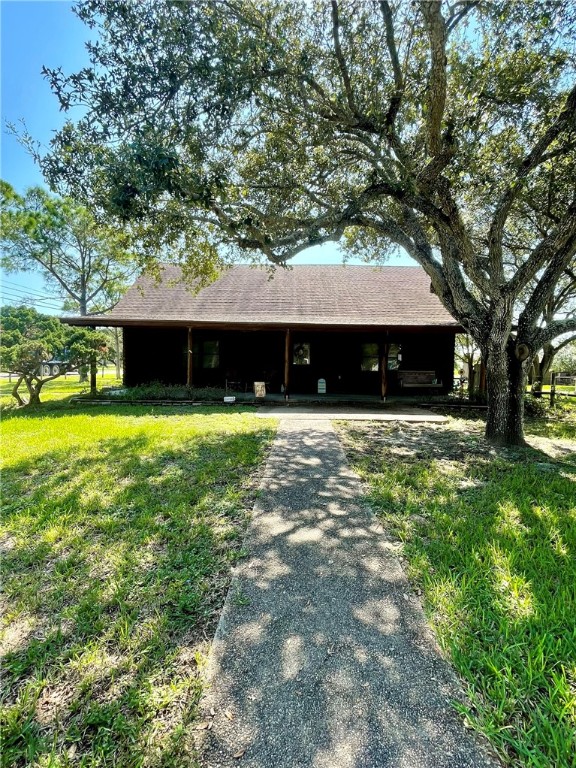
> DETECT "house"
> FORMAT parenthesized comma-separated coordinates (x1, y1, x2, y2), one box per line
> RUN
(64, 264, 461, 398)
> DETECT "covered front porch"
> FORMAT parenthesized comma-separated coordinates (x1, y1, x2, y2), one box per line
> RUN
(122, 325, 456, 399)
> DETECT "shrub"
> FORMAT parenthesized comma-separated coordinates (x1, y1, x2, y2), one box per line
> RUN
(107, 383, 229, 401)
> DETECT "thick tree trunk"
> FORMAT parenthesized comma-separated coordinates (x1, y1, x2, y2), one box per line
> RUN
(485, 338, 527, 446)
(23, 377, 43, 406)
(529, 355, 541, 395)
(28, 390, 42, 406)
(11, 375, 25, 406)
(530, 344, 555, 397)
(538, 343, 555, 383)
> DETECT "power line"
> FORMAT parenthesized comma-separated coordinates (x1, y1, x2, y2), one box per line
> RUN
(0, 284, 66, 304)
(0, 291, 65, 310)
(0, 289, 77, 311)
(1, 286, 63, 302)
(0, 289, 84, 318)
(1, 279, 66, 302)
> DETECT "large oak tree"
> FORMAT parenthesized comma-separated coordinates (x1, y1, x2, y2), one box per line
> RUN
(42, 0, 576, 444)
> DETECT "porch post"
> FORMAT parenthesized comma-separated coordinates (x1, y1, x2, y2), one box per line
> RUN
(284, 328, 291, 396)
(89, 324, 97, 396)
(479, 360, 487, 397)
(380, 340, 389, 401)
(187, 327, 193, 387)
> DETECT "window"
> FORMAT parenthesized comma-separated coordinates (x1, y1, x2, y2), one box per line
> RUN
(194, 339, 220, 368)
(203, 340, 220, 368)
(361, 343, 379, 372)
(387, 343, 401, 370)
(293, 342, 310, 365)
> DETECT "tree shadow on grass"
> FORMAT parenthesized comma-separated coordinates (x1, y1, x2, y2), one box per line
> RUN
(338, 422, 576, 768)
(0, 418, 273, 768)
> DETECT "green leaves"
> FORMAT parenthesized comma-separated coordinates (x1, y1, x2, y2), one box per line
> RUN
(30, 0, 576, 440)
(38, 1, 574, 267)
(0, 306, 107, 405)
(0, 180, 138, 315)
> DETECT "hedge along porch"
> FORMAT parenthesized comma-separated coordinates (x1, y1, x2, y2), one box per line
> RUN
(64, 265, 461, 398)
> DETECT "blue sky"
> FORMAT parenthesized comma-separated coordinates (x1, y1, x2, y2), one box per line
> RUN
(1, 0, 92, 311)
(1, 0, 91, 193)
(1, 0, 410, 314)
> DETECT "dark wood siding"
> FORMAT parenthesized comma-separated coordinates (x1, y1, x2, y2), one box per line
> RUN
(123, 326, 187, 386)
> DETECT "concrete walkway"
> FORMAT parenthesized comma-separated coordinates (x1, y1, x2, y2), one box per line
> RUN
(196, 419, 498, 768)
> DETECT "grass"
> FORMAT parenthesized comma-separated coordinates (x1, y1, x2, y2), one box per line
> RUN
(0, 400, 275, 767)
(526, 396, 576, 441)
(335, 415, 576, 768)
(0, 370, 122, 408)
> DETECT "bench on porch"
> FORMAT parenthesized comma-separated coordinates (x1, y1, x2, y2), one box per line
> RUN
(398, 370, 442, 390)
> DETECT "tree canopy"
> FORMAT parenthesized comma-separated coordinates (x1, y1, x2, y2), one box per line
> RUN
(1, 181, 138, 316)
(40, 0, 576, 443)
(0, 306, 106, 405)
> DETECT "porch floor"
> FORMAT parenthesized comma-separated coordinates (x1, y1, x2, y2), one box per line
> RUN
(225, 391, 441, 406)
(227, 392, 449, 422)
(256, 404, 447, 422)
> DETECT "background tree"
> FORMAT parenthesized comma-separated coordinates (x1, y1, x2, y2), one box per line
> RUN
(554, 340, 576, 375)
(0, 306, 106, 406)
(0, 181, 138, 316)
(529, 268, 576, 390)
(40, 0, 576, 444)
(1, 181, 139, 380)
(455, 334, 482, 399)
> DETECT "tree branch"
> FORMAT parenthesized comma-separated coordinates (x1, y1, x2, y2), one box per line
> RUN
(517, 235, 576, 345)
(534, 317, 576, 348)
(420, 1, 447, 156)
(446, 1, 480, 35)
(507, 199, 576, 296)
(379, 1, 403, 90)
(330, 1, 356, 115)
(552, 333, 576, 355)
(488, 83, 576, 282)
(379, 0, 405, 141)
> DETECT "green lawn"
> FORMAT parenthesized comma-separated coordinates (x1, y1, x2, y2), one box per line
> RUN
(3, 382, 574, 767)
(336, 415, 576, 768)
(0, 370, 122, 408)
(528, 385, 575, 394)
(0, 402, 275, 767)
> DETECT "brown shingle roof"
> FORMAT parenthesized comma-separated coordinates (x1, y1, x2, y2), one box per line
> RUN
(69, 265, 459, 328)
